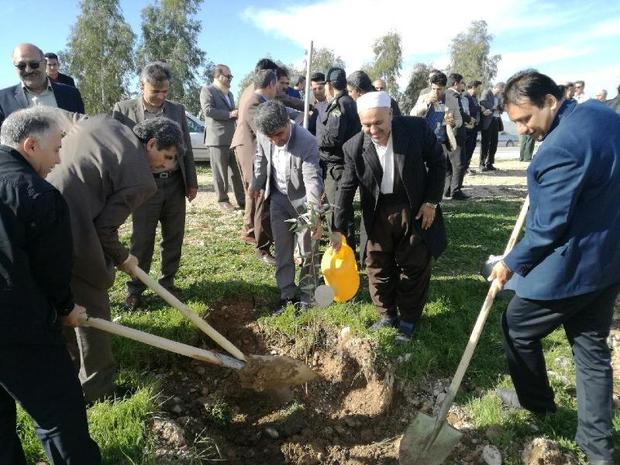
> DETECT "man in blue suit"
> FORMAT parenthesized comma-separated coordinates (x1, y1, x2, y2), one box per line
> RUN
(490, 70, 620, 465)
(0, 43, 84, 127)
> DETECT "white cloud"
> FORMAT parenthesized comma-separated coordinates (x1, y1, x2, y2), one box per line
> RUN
(496, 45, 593, 80)
(590, 19, 620, 38)
(242, 0, 619, 95)
(242, 0, 542, 71)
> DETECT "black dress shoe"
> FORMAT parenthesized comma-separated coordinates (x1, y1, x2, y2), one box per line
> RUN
(486, 165, 498, 171)
(480, 166, 490, 172)
(257, 251, 276, 266)
(496, 389, 557, 415)
(370, 316, 398, 331)
(123, 294, 141, 311)
(274, 297, 299, 315)
(451, 190, 470, 200)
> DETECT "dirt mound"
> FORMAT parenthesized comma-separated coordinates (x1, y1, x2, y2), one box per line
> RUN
(147, 301, 525, 464)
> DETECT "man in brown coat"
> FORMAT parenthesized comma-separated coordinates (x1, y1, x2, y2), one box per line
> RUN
(113, 61, 198, 310)
(47, 115, 183, 403)
(231, 69, 278, 265)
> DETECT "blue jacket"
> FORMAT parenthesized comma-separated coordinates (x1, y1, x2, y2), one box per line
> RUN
(504, 100, 620, 300)
(0, 81, 85, 126)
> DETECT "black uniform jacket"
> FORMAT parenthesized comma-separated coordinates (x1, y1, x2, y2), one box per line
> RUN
(0, 145, 74, 346)
(316, 92, 361, 165)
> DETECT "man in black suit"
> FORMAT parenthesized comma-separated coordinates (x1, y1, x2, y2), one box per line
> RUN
(44, 52, 77, 88)
(479, 82, 505, 171)
(331, 91, 447, 342)
(0, 43, 84, 127)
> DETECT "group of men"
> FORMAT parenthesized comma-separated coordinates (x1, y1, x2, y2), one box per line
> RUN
(1, 40, 619, 465)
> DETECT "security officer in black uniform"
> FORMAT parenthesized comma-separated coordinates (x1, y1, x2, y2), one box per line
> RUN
(316, 67, 361, 250)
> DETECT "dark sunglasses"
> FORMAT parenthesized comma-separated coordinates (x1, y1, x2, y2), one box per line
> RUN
(14, 61, 42, 71)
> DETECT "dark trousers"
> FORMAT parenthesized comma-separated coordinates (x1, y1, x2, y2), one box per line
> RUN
(324, 162, 356, 251)
(127, 172, 187, 295)
(501, 283, 620, 462)
(365, 198, 432, 324)
(464, 129, 478, 171)
(235, 147, 272, 252)
(270, 189, 317, 303)
(208, 145, 245, 206)
(444, 144, 465, 196)
(66, 277, 116, 403)
(480, 118, 500, 168)
(0, 345, 101, 465)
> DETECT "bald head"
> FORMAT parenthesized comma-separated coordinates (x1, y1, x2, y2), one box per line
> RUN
(373, 79, 386, 92)
(12, 43, 47, 92)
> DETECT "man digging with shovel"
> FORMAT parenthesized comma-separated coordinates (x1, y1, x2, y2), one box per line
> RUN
(47, 115, 183, 403)
(490, 70, 620, 465)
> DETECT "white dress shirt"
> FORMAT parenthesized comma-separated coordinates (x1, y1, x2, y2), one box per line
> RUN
(271, 122, 294, 194)
(372, 133, 394, 194)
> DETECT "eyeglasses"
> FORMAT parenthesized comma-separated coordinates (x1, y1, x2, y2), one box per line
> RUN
(223, 74, 233, 79)
(14, 61, 43, 71)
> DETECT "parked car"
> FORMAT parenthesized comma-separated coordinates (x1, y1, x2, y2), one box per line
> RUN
(185, 111, 209, 162)
(475, 131, 519, 147)
(497, 131, 519, 147)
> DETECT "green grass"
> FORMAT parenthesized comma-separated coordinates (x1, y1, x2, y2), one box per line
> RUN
(17, 167, 618, 464)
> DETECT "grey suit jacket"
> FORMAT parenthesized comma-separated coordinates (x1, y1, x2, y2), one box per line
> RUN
(606, 95, 620, 115)
(252, 122, 323, 215)
(200, 84, 236, 146)
(112, 98, 198, 190)
(479, 89, 503, 130)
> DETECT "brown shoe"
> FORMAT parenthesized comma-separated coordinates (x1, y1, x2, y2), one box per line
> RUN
(219, 201, 235, 213)
(240, 235, 257, 245)
(124, 294, 141, 311)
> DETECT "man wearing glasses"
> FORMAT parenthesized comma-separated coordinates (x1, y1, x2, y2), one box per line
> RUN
(574, 80, 589, 104)
(200, 64, 245, 213)
(0, 43, 84, 126)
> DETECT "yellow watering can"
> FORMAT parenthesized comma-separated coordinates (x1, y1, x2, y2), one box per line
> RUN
(320, 235, 360, 302)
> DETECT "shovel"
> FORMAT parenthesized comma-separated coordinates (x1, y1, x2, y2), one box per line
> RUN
(399, 196, 530, 465)
(129, 264, 246, 361)
(79, 314, 317, 391)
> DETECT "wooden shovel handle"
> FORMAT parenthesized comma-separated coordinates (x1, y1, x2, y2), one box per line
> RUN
(130, 265, 246, 362)
(430, 195, 530, 444)
(79, 314, 245, 371)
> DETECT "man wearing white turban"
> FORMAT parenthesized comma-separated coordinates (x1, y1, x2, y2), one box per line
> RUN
(331, 92, 447, 342)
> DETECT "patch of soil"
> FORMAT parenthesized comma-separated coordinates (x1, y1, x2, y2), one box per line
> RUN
(147, 300, 498, 464)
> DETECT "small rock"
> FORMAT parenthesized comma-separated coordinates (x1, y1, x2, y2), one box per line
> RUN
(482, 445, 502, 465)
(339, 326, 352, 342)
(265, 427, 279, 439)
(170, 403, 183, 414)
(152, 418, 186, 447)
(194, 366, 206, 375)
(522, 437, 578, 465)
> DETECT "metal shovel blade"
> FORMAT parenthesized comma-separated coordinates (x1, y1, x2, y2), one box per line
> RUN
(399, 413, 462, 465)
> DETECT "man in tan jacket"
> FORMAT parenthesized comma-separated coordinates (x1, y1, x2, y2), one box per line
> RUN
(231, 68, 278, 265)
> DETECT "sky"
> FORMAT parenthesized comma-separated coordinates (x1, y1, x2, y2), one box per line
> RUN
(1, 0, 619, 101)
